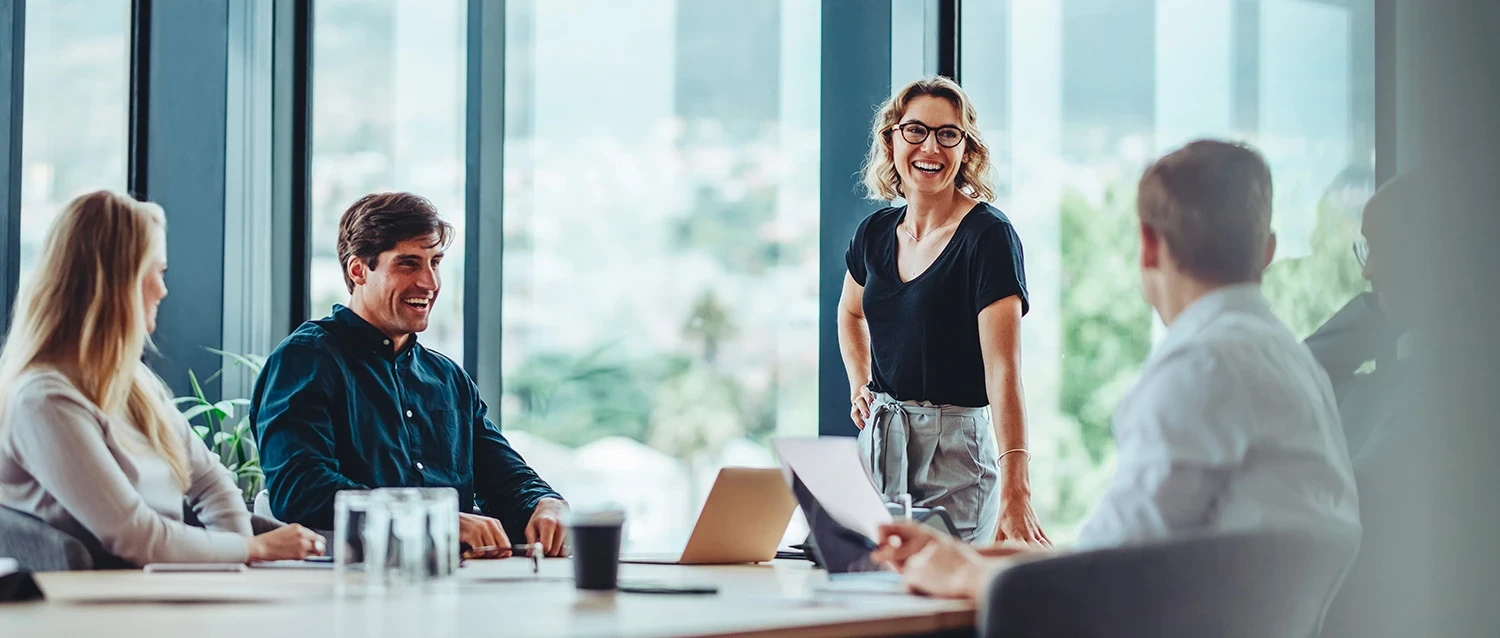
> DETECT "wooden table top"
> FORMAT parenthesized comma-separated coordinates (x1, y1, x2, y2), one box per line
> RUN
(1, 559, 976, 638)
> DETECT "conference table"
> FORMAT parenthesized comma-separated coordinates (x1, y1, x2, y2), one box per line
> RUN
(0, 559, 978, 637)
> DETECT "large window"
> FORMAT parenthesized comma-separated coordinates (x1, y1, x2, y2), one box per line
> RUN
(499, 0, 821, 551)
(309, 0, 466, 360)
(961, 0, 1376, 541)
(18, 0, 129, 281)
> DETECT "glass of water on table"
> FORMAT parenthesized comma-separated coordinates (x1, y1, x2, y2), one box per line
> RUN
(333, 487, 461, 593)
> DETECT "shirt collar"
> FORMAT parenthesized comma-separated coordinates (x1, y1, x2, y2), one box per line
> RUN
(331, 304, 417, 359)
(1157, 283, 1270, 351)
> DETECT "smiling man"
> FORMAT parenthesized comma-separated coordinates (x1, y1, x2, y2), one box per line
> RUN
(252, 192, 568, 558)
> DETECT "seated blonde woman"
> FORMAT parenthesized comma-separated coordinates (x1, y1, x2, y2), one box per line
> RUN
(0, 190, 323, 566)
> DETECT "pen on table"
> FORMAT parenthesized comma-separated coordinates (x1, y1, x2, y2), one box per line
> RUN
(465, 543, 542, 557)
(464, 542, 543, 573)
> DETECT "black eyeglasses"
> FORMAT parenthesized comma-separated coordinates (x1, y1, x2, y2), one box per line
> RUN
(1353, 240, 1369, 267)
(889, 122, 966, 148)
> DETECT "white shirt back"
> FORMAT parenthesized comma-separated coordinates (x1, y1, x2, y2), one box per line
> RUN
(1075, 284, 1360, 549)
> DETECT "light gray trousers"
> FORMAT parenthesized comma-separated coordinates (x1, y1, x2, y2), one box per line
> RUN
(857, 392, 1001, 542)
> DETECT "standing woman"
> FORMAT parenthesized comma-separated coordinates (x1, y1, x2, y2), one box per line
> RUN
(0, 190, 323, 566)
(839, 76, 1047, 545)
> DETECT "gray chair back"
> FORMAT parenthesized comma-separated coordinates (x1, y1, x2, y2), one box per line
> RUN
(0, 505, 92, 572)
(981, 530, 1356, 638)
(0, 501, 284, 572)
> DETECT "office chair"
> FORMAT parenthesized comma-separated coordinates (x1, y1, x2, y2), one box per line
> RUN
(0, 505, 93, 572)
(981, 529, 1355, 638)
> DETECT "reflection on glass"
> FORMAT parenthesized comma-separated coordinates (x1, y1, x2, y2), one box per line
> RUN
(18, 0, 129, 282)
(499, 0, 820, 551)
(962, 0, 1376, 541)
(310, 0, 466, 361)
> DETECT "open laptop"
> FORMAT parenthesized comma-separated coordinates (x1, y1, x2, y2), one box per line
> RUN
(621, 467, 798, 565)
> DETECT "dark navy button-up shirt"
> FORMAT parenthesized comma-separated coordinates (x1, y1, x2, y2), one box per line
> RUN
(252, 305, 561, 536)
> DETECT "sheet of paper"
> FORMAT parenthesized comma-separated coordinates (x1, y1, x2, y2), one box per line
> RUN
(772, 437, 893, 541)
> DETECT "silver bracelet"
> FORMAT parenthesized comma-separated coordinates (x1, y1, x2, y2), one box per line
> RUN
(997, 448, 1032, 462)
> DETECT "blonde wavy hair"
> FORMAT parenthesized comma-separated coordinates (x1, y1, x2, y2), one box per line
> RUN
(862, 76, 996, 202)
(0, 190, 191, 487)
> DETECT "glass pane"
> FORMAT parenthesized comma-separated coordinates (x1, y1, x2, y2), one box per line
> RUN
(961, 0, 1376, 542)
(19, 0, 129, 282)
(310, 0, 466, 362)
(501, 0, 821, 551)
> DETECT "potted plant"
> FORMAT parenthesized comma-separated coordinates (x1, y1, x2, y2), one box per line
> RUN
(174, 348, 266, 505)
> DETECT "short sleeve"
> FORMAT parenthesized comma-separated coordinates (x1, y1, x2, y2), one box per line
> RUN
(972, 221, 1030, 315)
(845, 212, 877, 287)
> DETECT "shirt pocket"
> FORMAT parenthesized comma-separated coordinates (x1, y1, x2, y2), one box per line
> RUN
(414, 408, 469, 477)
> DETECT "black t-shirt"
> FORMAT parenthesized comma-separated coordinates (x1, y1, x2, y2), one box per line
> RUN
(845, 203, 1029, 407)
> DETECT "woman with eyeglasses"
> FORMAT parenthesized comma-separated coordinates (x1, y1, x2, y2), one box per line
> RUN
(838, 76, 1047, 545)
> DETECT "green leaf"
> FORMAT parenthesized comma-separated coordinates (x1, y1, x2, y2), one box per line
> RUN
(240, 436, 259, 461)
(205, 348, 266, 378)
(188, 369, 206, 402)
(187, 370, 218, 431)
(213, 431, 233, 446)
(173, 397, 205, 408)
(191, 425, 210, 440)
(181, 404, 219, 424)
(213, 400, 238, 419)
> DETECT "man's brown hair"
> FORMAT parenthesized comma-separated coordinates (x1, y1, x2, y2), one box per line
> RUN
(1137, 139, 1274, 284)
(337, 192, 454, 292)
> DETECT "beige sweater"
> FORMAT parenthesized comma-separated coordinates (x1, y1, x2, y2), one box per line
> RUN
(0, 368, 251, 565)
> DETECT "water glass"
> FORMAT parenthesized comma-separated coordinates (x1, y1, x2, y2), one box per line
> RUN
(419, 487, 460, 578)
(380, 488, 430, 587)
(334, 487, 461, 593)
(333, 490, 390, 592)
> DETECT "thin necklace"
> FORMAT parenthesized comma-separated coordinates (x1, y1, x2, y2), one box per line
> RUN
(902, 209, 956, 242)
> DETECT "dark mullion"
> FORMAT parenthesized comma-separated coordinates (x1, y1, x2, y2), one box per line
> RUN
(1372, 0, 1397, 184)
(820, 0, 893, 437)
(937, 0, 960, 81)
(464, 0, 506, 402)
(289, 0, 312, 330)
(0, 0, 23, 334)
(128, 0, 151, 200)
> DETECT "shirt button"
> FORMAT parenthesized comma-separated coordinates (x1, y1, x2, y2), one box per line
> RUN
(383, 339, 391, 346)
(416, 462, 425, 470)
(406, 410, 413, 418)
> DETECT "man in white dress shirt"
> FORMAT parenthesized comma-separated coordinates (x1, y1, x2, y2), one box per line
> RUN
(872, 139, 1361, 600)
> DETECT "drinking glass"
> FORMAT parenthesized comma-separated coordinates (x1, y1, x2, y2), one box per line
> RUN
(333, 490, 391, 593)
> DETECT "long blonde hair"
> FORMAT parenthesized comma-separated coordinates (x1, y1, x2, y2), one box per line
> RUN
(0, 190, 190, 487)
(862, 75, 996, 202)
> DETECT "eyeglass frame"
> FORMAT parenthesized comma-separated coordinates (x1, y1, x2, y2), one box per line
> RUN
(887, 122, 968, 148)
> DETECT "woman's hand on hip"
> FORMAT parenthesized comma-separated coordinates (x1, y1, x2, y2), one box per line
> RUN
(850, 386, 875, 428)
